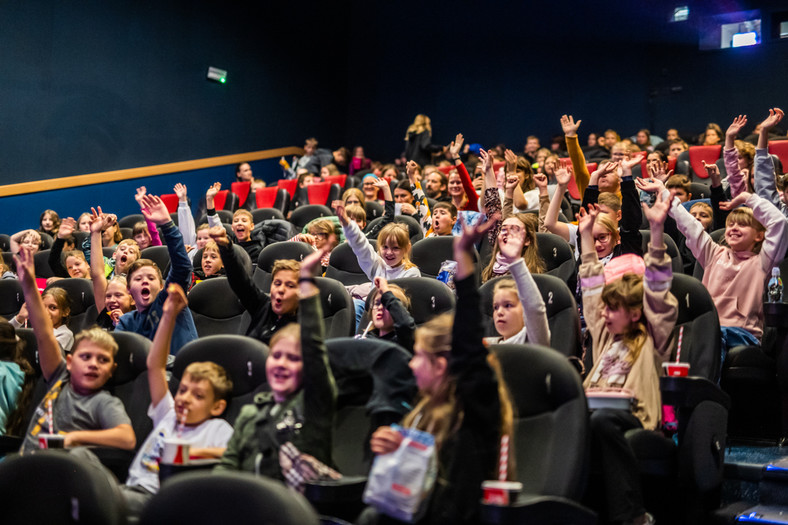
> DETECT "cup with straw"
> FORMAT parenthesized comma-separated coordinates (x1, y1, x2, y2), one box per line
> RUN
(663, 325, 690, 377)
(481, 435, 522, 505)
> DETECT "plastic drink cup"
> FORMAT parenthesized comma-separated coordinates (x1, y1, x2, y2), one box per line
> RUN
(663, 362, 690, 377)
(38, 434, 65, 449)
(482, 480, 523, 506)
(161, 439, 190, 465)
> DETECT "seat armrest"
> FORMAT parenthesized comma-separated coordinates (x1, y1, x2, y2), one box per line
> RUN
(0, 435, 23, 456)
(303, 476, 367, 504)
(480, 494, 597, 525)
(661, 376, 731, 410)
(87, 446, 136, 481)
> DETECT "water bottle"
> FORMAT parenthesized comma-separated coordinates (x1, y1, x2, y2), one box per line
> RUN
(768, 267, 783, 303)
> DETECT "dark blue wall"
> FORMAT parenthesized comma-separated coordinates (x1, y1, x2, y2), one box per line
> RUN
(0, 1, 347, 183)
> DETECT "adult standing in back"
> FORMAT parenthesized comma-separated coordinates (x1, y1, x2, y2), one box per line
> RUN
(405, 114, 444, 167)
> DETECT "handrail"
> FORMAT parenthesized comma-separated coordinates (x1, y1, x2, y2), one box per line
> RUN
(0, 146, 303, 198)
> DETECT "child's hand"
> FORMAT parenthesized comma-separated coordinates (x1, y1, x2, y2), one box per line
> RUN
(635, 177, 666, 194)
(504, 174, 519, 195)
(58, 217, 76, 239)
(499, 226, 525, 260)
(299, 233, 316, 246)
(174, 183, 188, 202)
(560, 114, 581, 137)
(726, 114, 748, 138)
(719, 192, 752, 211)
(533, 172, 549, 190)
(300, 245, 329, 276)
(648, 160, 672, 182)
(15, 303, 29, 325)
(110, 308, 124, 326)
(495, 167, 506, 190)
(479, 148, 492, 176)
(448, 133, 464, 158)
(701, 160, 719, 179)
(399, 202, 417, 215)
(405, 160, 419, 182)
(134, 186, 147, 206)
(139, 195, 171, 225)
(373, 276, 390, 293)
(642, 189, 671, 226)
(760, 108, 784, 132)
(621, 155, 642, 173)
(13, 248, 35, 287)
(576, 204, 599, 237)
(504, 149, 518, 172)
(335, 202, 349, 226)
(589, 161, 618, 186)
(454, 212, 499, 254)
(370, 426, 403, 455)
(205, 182, 221, 207)
(208, 226, 230, 246)
(162, 283, 188, 317)
(555, 166, 572, 186)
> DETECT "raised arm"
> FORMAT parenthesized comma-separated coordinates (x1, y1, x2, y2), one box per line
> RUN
(502, 227, 550, 346)
(561, 114, 591, 195)
(451, 133, 479, 211)
(174, 183, 197, 246)
(205, 183, 224, 229)
(724, 115, 749, 198)
(147, 284, 188, 407)
(374, 276, 416, 353)
(14, 247, 62, 381)
(543, 167, 572, 241)
(209, 226, 268, 313)
(140, 194, 191, 289)
(49, 217, 77, 278)
(754, 108, 787, 213)
(135, 186, 162, 247)
(89, 208, 114, 312)
(641, 190, 678, 359)
(337, 202, 381, 280)
(720, 192, 788, 272)
(534, 173, 550, 233)
(406, 161, 432, 234)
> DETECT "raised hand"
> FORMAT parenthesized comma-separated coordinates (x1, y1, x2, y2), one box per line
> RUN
(726, 115, 748, 138)
(555, 166, 573, 186)
(576, 204, 600, 237)
(648, 160, 672, 182)
(504, 149, 518, 172)
(590, 161, 618, 186)
(205, 182, 221, 206)
(621, 155, 642, 173)
(719, 191, 752, 211)
(760, 108, 784, 131)
(405, 160, 419, 182)
(334, 202, 349, 226)
(373, 276, 390, 293)
(448, 133, 464, 158)
(504, 174, 519, 195)
(58, 217, 76, 239)
(174, 183, 188, 202)
(642, 189, 671, 226)
(498, 226, 525, 260)
(13, 247, 36, 286)
(533, 172, 549, 191)
(140, 194, 170, 225)
(162, 283, 188, 317)
(300, 243, 330, 276)
(635, 177, 666, 194)
(479, 148, 492, 176)
(208, 225, 230, 246)
(701, 160, 720, 181)
(135, 186, 148, 206)
(560, 114, 582, 137)
(372, 177, 392, 200)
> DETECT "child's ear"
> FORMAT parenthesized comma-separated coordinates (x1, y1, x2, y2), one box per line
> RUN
(628, 307, 643, 325)
(434, 355, 448, 379)
(210, 399, 227, 417)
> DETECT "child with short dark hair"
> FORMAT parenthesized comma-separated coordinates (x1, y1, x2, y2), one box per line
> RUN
(205, 182, 264, 260)
(15, 247, 135, 454)
(115, 195, 198, 355)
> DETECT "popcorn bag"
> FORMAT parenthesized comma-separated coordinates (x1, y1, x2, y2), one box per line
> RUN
(363, 425, 437, 523)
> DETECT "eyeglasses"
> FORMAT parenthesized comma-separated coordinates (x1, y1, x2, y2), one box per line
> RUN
(593, 233, 612, 243)
(372, 300, 384, 309)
